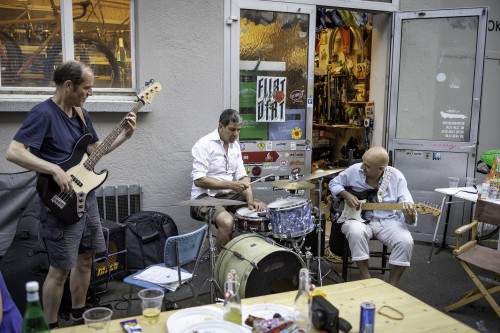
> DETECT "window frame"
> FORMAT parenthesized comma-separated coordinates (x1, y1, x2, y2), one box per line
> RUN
(0, 0, 138, 112)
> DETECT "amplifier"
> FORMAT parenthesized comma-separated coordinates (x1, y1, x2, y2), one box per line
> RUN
(90, 220, 128, 288)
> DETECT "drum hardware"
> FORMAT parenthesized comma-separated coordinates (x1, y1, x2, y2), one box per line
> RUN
(195, 206, 224, 303)
(177, 198, 247, 303)
(311, 175, 343, 286)
(304, 246, 314, 271)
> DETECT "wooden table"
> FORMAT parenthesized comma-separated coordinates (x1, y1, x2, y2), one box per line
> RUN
(58, 278, 475, 332)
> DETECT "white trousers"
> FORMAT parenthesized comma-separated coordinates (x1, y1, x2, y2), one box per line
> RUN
(341, 220, 414, 266)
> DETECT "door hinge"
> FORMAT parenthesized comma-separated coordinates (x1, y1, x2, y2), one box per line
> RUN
(226, 16, 238, 25)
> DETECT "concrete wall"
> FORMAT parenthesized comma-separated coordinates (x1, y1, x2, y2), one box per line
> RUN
(1, 0, 498, 222)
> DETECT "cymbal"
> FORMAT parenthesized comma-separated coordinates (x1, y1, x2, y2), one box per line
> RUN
(175, 198, 246, 207)
(301, 168, 346, 181)
(271, 180, 315, 190)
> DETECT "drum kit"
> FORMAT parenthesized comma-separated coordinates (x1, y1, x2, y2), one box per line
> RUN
(175, 168, 345, 302)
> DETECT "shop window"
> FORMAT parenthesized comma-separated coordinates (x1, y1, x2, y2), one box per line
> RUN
(0, 0, 132, 91)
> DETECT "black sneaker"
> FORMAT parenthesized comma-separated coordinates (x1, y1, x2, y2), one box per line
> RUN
(70, 314, 84, 326)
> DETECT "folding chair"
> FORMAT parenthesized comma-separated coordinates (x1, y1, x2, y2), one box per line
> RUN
(123, 224, 207, 315)
(445, 199, 500, 317)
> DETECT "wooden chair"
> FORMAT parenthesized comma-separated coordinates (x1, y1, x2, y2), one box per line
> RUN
(445, 199, 500, 317)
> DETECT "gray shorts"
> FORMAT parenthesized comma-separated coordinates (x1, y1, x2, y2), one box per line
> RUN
(39, 191, 106, 269)
(190, 192, 248, 224)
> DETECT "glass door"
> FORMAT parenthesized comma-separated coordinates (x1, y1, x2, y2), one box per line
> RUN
(387, 8, 488, 243)
(226, 0, 316, 203)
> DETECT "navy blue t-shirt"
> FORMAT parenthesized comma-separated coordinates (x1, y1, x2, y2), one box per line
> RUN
(13, 98, 99, 164)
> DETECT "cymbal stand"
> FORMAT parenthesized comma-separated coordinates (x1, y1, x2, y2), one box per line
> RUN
(313, 176, 341, 286)
(196, 206, 223, 303)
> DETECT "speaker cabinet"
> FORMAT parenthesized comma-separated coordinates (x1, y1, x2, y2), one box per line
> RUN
(90, 220, 127, 288)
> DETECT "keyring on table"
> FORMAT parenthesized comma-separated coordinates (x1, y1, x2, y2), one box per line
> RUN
(377, 305, 404, 320)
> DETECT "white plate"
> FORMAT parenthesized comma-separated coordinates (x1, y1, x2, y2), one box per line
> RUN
(166, 306, 223, 333)
(242, 303, 295, 328)
(180, 320, 250, 333)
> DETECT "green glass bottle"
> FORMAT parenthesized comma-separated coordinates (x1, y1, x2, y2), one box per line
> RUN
(21, 281, 50, 333)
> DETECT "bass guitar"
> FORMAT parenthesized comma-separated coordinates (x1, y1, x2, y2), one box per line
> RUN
(36, 80, 162, 224)
(332, 188, 441, 224)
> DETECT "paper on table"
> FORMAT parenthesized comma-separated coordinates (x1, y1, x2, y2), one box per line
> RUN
(133, 265, 192, 289)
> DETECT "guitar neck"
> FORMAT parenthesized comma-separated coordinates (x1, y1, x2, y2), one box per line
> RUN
(84, 100, 144, 170)
(360, 202, 404, 211)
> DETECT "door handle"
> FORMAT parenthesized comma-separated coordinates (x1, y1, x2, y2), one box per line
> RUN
(460, 143, 476, 149)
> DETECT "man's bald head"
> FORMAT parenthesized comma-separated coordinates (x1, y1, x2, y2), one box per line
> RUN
(363, 146, 389, 169)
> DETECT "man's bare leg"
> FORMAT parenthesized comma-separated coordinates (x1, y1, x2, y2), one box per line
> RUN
(70, 253, 93, 310)
(43, 266, 70, 324)
(389, 264, 406, 287)
(356, 260, 371, 279)
(215, 211, 234, 252)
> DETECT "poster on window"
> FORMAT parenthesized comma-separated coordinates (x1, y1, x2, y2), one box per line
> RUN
(256, 76, 286, 122)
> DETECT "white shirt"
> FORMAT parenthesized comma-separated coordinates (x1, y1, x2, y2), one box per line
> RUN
(329, 163, 416, 226)
(190, 128, 247, 199)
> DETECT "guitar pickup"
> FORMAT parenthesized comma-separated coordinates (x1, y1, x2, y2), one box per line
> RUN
(71, 174, 83, 187)
(51, 195, 66, 209)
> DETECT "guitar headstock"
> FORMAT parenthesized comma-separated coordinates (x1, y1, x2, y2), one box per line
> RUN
(416, 202, 441, 216)
(137, 80, 162, 104)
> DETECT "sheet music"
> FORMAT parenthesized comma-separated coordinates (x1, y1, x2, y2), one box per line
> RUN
(133, 265, 192, 290)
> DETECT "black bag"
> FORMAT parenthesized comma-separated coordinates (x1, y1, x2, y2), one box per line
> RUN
(0, 199, 48, 314)
(121, 211, 178, 271)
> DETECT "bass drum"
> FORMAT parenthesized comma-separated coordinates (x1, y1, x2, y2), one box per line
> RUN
(215, 234, 305, 298)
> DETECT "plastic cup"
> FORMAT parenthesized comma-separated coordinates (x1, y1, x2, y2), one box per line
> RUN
(82, 307, 112, 332)
(448, 177, 459, 188)
(465, 177, 476, 188)
(138, 288, 164, 324)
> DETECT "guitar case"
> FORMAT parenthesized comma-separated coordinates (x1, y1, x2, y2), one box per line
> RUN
(0, 198, 71, 316)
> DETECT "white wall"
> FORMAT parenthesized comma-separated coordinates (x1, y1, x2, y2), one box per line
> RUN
(0, 0, 224, 224)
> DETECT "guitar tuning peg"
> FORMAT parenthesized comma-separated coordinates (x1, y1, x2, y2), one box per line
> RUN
(144, 81, 150, 86)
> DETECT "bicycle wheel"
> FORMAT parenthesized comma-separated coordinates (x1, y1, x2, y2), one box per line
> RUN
(45, 35, 120, 88)
(0, 31, 23, 86)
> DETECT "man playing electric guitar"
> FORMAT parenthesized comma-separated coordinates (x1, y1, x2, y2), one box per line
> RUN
(328, 146, 417, 287)
(5, 61, 137, 328)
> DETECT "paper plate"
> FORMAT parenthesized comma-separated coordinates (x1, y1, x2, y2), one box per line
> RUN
(181, 320, 250, 333)
(166, 305, 223, 332)
(242, 303, 294, 328)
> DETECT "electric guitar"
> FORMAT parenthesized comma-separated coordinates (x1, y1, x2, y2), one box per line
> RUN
(36, 80, 162, 224)
(332, 188, 441, 224)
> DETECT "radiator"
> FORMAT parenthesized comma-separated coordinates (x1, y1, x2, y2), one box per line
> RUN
(95, 185, 142, 222)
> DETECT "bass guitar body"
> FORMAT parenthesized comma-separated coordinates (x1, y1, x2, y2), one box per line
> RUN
(36, 133, 108, 224)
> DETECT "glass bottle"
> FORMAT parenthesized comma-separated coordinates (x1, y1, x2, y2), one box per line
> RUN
(294, 268, 312, 332)
(115, 36, 128, 64)
(21, 281, 50, 333)
(223, 270, 242, 325)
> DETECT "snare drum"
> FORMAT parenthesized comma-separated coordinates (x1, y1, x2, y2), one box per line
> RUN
(234, 207, 271, 235)
(268, 197, 313, 238)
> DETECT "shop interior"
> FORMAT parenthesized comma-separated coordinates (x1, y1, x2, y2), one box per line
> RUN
(312, 8, 374, 172)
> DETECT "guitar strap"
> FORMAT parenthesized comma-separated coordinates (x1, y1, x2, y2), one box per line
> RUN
(377, 166, 395, 202)
(74, 107, 89, 133)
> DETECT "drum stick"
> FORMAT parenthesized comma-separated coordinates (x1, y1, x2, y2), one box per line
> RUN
(249, 173, 274, 185)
